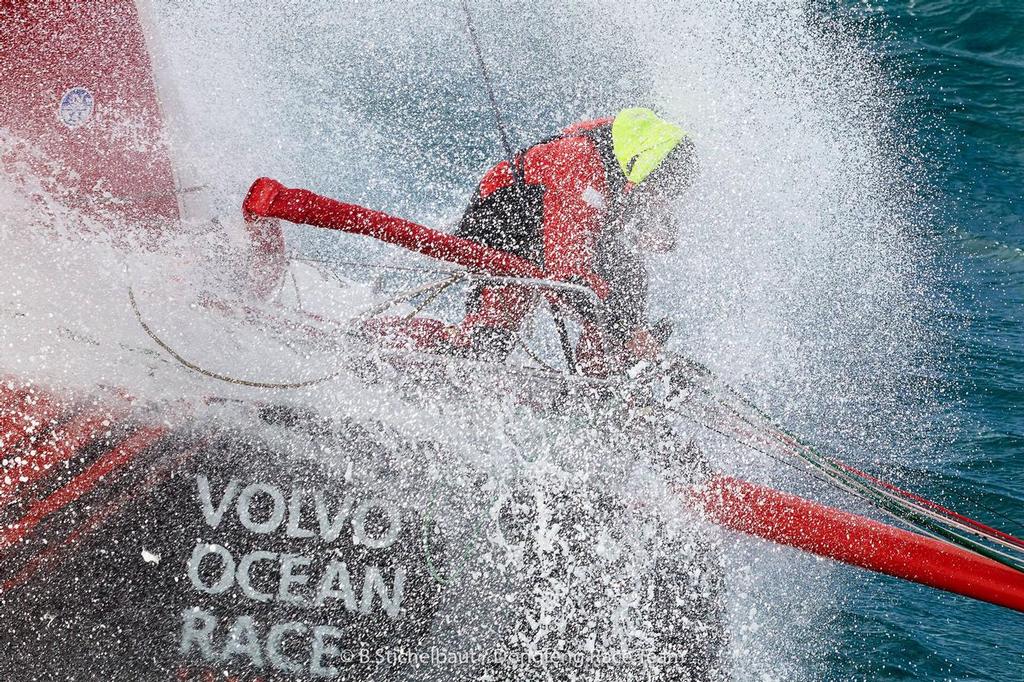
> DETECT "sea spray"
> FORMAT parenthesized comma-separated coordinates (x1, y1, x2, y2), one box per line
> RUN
(1, 1, 946, 679)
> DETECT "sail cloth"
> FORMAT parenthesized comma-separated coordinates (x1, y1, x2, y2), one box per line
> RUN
(0, 0, 180, 226)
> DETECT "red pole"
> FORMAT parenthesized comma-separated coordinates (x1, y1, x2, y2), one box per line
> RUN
(243, 178, 545, 279)
(695, 475, 1024, 613)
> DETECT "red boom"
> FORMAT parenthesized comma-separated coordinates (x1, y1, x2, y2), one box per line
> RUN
(243, 177, 545, 279)
(697, 476, 1024, 613)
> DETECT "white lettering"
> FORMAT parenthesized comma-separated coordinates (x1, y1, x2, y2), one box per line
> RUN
(237, 550, 278, 602)
(222, 615, 263, 667)
(196, 475, 238, 529)
(314, 491, 354, 542)
(278, 553, 311, 605)
(352, 498, 400, 549)
(179, 608, 217, 659)
(187, 543, 235, 594)
(360, 565, 405, 619)
(286, 488, 314, 538)
(310, 625, 344, 678)
(267, 621, 307, 673)
(314, 559, 357, 610)
(237, 483, 286, 534)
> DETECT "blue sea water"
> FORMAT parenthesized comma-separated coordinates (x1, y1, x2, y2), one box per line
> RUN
(827, 1, 1024, 679)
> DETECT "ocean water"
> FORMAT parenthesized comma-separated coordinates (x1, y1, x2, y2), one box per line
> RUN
(825, 1, 1024, 679)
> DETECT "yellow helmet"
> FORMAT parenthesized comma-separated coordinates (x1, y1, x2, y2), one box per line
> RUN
(611, 108, 689, 185)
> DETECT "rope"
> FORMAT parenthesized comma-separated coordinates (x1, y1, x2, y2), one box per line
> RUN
(659, 358, 1024, 570)
(403, 273, 464, 320)
(514, 333, 561, 373)
(665, 393, 1024, 570)
(702, 379, 1024, 555)
(127, 286, 342, 390)
(289, 266, 304, 310)
(357, 273, 470, 323)
(553, 316, 578, 374)
(458, 0, 521, 183)
(290, 255, 460, 275)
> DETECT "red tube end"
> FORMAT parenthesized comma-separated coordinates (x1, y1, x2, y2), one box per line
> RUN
(242, 177, 285, 222)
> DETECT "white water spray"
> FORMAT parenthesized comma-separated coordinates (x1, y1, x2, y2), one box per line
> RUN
(1, 2, 941, 679)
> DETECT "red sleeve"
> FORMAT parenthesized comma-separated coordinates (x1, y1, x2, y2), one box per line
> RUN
(523, 138, 610, 300)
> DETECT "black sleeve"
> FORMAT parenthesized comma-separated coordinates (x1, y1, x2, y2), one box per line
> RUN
(600, 250, 648, 343)
(558, 232, 649, 345)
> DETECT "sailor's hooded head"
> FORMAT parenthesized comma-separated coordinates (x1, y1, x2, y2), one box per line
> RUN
(611, 108, 696, 252)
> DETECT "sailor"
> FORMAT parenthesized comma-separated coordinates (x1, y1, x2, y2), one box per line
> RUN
(243, 108, 695, 375)
(452, 107, 695, 373)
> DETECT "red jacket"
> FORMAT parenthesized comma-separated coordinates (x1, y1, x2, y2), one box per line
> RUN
(458, 118, 646, 363)
(465, 117, 618, 296)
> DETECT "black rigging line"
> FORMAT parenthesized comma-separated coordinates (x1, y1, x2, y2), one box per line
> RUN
(458, 0, 522, 184)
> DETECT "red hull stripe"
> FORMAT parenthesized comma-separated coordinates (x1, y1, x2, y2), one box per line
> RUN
(0, 409, 122, 504)
(0, 426, 167, 551)
(0, 385, 64, 455)
(1, 446, 194, 594)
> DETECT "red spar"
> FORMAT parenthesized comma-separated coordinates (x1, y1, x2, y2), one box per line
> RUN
(243, 178, 545, 279)
(695, 475, 1024, 613)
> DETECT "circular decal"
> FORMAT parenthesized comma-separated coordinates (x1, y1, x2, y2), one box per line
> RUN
(58, 87, 94, 128)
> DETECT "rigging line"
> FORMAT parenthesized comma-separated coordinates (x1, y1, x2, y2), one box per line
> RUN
(828, 458, 1024, 552)
(884, 461, 1024, 536)
(839, 479, 1024, 558)
(357, 274, 468, 322)
(458, 0, 521, 182)
(703, 378, 1024, 551)
(289, 266, 304, 310)
(127, 286, 342, 390)
(724, 396, 1024, 555)
(669, 360, 1012, 536)
(667, 405, 817, 481)
(688, 389, 969, 525)
(553, 316, 578, 375)
(966, 495, 1024, 536)
(403, 273, 465, 320)
(695, 386, 903, 493)
(662, 404, 909, 526)
(359, 273, 472, 324)
(514, 332, 561, 374)
(666, 381, 957, 521)
(279, 247, 340, 300)
(290, 255, 461, 275)
(670, 401, 1024, 570)
(836, 468, 1024, 559)
(662, 387, 853, 488)
(306, 257, 354, 291)
(684, 380, 1024, 561)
